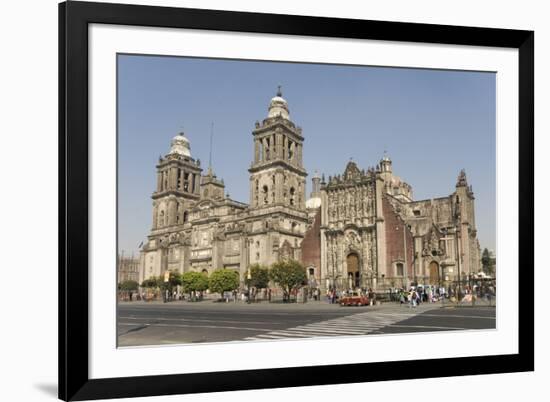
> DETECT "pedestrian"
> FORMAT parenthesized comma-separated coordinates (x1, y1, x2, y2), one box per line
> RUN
(409, 288, 417, 308)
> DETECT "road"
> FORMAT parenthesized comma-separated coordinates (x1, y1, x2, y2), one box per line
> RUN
(117, 301, 496, 347)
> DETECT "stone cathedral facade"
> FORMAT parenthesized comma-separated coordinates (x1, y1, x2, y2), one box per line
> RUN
(138, 90, 481, 291)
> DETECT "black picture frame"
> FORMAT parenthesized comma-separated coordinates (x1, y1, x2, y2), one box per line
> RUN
(59, 1, 534, 400)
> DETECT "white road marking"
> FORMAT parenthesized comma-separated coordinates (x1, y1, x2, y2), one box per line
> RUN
(388, 324, 469, 330)
(118, 322, 273, 332)
(118, 316, 281, 325)
(242, 305, 441, 341)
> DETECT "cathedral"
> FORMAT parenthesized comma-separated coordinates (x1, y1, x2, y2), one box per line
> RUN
(138, 89, 481, 292)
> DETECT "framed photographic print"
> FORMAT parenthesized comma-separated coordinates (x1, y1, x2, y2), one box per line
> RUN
(59, 1, 534, 400)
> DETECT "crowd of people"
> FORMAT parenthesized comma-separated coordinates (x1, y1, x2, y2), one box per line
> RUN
(121, 282, 495, 306)
(388, 283, 496, 307)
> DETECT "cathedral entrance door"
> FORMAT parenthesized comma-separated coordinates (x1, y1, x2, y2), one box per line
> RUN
(346, 253, 360, 289)
(429, 261, 439, 284)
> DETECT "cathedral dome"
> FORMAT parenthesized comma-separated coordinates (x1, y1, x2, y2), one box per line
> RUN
(168, 131, 191, 157)
(267, 87, 289, 119)
(306, 196, 321, 209)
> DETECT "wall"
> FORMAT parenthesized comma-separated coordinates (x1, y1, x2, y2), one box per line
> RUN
(382, 195, 415, 284)
(301, 208, 321, 281)
(1, 1, 546, 402)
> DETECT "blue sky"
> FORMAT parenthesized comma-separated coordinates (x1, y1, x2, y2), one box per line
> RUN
(118, 54, 496, 256)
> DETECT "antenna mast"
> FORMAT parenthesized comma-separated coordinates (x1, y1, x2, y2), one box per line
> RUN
(209, 122, 214, 170)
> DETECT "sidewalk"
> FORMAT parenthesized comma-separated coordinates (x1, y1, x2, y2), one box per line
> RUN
(118, 298, 456, 312)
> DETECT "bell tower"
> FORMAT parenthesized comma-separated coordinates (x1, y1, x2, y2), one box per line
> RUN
(249, 88, 307, 210)
(151, 131, 202, 230)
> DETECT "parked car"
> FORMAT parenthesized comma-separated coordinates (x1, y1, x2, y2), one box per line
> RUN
(340, 292, 369, 306)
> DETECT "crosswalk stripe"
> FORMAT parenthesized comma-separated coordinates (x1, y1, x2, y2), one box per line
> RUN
(242, 305, 441, 341)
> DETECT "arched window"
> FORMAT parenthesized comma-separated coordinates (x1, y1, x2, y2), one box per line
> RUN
(183, 173, 189, 192)
(183, 211, 188, 223)
(259, 141, 263, 162)
(288, 141, 293, 160)
(290, 187, 295, 206)
(263, 185, 269, 204)
(159, 210, 165, 227)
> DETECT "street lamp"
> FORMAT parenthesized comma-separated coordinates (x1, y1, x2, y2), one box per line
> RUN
(246, 267, 252, 304)
(455, 225, 461, 300)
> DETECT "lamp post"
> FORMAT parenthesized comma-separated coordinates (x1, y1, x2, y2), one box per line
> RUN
(455, 225, 461, 300)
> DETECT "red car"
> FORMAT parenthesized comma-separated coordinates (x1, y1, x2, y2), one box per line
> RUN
(340, 292, 369, 306)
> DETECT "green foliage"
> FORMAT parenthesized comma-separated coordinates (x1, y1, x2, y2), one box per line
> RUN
(119, 280, 139, 291)
(181, 271, 209, 295)
(164, 271, 182, 289)
(141, 277, 159, 288)
(481, 248, 496, 276)
(245, 263, 270, 289)
(209, 269, 240, 298)
(269, 259, 307, 302)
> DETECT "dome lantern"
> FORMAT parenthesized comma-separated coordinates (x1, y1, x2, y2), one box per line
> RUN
(267, 85, 289, 119)
(168, 131, 192, 157)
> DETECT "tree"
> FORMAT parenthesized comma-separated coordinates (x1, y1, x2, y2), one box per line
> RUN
(269, 259, 307, 302)
(160, 271, 182, 291)
(141, 277, 159, 289)
(209, 269, 240, 299)
(140, 276, 161, 301)
(181, 271, 209, 300)
(119, 280, 139, 291)
(481, 248, 496, 277)
(245, 263, 270, 290)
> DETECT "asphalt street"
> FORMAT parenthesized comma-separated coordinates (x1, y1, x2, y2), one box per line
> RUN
(117, 301, 496, 346)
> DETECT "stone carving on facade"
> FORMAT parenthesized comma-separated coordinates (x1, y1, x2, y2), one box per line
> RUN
(345, 230, 360, 252)
(422, 228, 444, 257)
(178, 232, 191, 246)
(214, 224, 226, 241)
(279, 240, 293, 261)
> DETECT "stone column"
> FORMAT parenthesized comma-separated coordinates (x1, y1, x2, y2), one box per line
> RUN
(156, 172, 162, 192)
(152, 202, 158, 229)
(276, 132, 283, 159)
(254, 139, 260, 163)
(196, 173, 201, 195)
(168, 198, 177, 225)
(250, 176, 255, 206)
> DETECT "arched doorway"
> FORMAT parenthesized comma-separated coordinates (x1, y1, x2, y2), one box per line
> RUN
(346, 253, 360, 289)
(429, 261, 439, 284)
